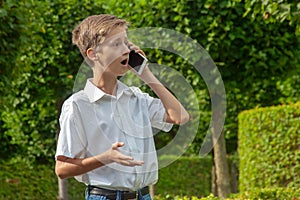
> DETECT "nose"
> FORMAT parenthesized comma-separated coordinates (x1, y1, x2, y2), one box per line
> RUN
(122, 43, 130, 55)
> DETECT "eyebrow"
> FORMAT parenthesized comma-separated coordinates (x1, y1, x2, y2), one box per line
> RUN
(108, 36, 128, 44)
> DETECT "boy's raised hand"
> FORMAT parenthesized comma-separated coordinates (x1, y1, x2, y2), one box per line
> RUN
(127, 41, 146, 57)
(127, 42, 155, 80)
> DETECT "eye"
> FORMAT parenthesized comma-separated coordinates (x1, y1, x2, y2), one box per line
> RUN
(113, 42, 120, 47)
(124, 40, 129, 46)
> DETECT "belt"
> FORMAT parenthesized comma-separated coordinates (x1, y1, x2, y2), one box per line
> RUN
(88, 185, 149, 200)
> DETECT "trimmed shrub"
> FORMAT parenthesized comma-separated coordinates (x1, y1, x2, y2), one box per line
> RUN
(0, 160, 86, 199)
(2, 157, 298, 199)
(0, 160, 58, 199)
(155, 187, 300, 199)
(238, 101, 300, 191)
(230, 187, 300, 200)
(155, 156, 212, 197)
(0, 156, 212, 199)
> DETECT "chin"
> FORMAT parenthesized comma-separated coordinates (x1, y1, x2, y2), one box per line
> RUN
(119, 71, 128, 76)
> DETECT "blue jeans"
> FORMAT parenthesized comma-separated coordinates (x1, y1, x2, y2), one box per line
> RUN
(85, 188, 152, 200)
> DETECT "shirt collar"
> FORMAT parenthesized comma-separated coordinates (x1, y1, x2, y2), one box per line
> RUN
(84, 79, 135, 103)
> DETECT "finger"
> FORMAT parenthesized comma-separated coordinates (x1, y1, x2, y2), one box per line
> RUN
(134, 160, 144, 165)
(130, 45, 139, 51)
(135, 49, 146, 57)
(127, 42, 146, 57)
(112, 142, 124, 149)
(119, 155, 134, 161)
(121, 160, 144, 166)
(128, 42, 140, 52)
(130, 160, 144, 166)
(127, 42, 137, 50)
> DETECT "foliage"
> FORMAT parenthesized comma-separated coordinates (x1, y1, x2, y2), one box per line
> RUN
(230, 187, 300, 200)
(243, 0, 300, 35)
(1, 157, 299, 199)
(0, 159, 86, 200)
(0, 160, 58, 199)
(155, 193, 218, 200)
(238, 101, 300, 191)
(277, 67, 300, 103)
(105, 0, 300, 154)
(0, 0, 105, 162)
(0, 0, 299, 173)
(156, 187, 300, 199)
(155, 188, 300, 199)
(156, 156, 212, 197)
(0, 156, 211, 199)
(68, 177, 86, 199)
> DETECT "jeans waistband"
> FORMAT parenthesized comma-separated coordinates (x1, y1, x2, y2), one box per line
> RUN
(87, 185, 149, 200)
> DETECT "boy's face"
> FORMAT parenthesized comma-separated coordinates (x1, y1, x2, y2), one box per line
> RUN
(94, 26, 130, 76)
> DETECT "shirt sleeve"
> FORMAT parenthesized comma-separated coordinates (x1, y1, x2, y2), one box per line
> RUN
(55, 97, 87, 160)
(147, 96, 173, 132)
(129, 86, 173, 132)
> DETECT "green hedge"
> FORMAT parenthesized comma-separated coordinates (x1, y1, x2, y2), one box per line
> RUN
(0, 156, 211, 199)
(238, 101, 300, 191)
(0, 160, 58, 199)
(155, 187, 300, 200)
(230, 187, 300, 200)
(0, 159, 86, 200)
(156, 156, 212, 197)
(2, 157, 299, 199)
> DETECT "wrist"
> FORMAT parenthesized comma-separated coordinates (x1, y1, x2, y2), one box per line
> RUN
(95, 152, 110, 166)
(140, 67, 160, 85)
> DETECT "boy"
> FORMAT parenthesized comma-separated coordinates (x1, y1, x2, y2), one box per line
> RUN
(55, 14, 189, 200)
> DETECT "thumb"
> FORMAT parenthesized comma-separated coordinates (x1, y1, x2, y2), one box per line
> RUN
(112, 142, 125, 150)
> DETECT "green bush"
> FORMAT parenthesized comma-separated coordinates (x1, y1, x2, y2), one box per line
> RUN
(184, 188, 300, 200)
(155, 187, 300, 200)
(238, 101, 300, 191)
(0, 159, 85, 200)
(155, 156, 212, 198)
(230, 187, 300, 200)
(2, 157, 298, 199)
(0, 156, 212, 199)
(0, 160, 58, 199)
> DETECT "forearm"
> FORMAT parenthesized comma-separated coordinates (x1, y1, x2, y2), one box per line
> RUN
(140, 68, 189, 125)
(55, 142, 144, 179)
(126, 43, 189, 124)
(55, 155, 105, 179)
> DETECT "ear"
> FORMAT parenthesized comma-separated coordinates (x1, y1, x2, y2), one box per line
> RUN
(86, 48, 97, 61)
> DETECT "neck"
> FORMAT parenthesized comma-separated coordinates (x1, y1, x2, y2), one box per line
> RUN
(92, 72, 118, 96)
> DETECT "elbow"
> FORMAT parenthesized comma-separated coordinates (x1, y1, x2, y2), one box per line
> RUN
(55, 161, 69, 179)
(166, 111, 190, 125)
(177, 107, 190, 125)
(182, 114, 190, 125)
(178, 112, 190, 125)
(55, 167, 67, 179)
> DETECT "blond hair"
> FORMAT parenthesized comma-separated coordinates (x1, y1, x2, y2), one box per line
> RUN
(72, 14, 129, 59)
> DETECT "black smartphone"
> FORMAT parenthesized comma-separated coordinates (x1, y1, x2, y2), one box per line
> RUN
(128, 50, 148, 75)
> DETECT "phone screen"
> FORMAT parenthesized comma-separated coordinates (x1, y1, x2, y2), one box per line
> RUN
(128, 50, 145, 72)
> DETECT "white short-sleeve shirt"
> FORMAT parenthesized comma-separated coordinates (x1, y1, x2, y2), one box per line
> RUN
(55, 79, 172, 191)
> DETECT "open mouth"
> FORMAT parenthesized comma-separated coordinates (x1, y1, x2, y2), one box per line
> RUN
(120, 58, 128, 65)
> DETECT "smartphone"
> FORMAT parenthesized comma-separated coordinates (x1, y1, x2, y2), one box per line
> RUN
(128, 50, 148, 75)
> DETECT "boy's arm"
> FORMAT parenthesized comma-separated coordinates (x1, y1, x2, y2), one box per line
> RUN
(55, 142, 143, 179)
(128, 43, 189, 125)
(139, 67, 190, 125)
